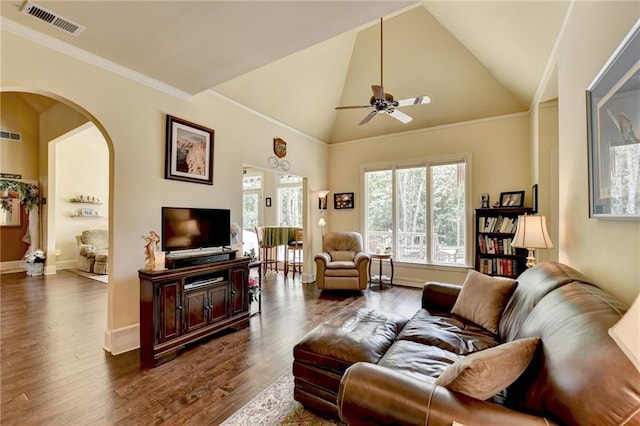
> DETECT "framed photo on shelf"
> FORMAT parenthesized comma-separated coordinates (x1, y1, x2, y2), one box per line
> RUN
(586, 21, 640, 219)
(165, 115, 214, 185)
(334, 192, 354, 209)
(500, 191, 524, 208)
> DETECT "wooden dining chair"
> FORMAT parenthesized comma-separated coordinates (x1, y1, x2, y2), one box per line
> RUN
(255, 226, 278, 273)
(285, 228, 304, 277)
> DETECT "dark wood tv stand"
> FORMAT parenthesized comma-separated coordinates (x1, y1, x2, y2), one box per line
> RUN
(165, 249, 236, 269)
(138, 257, 249, 368)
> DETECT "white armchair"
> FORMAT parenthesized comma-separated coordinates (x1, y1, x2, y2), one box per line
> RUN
(76, 229, 108, 274)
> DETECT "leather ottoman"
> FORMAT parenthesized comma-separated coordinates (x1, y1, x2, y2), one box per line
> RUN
(293, 308, 408, 417)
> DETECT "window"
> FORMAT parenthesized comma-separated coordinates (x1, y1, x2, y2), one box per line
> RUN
(242, 173, 262, 230)
(364, 157, 468, 266)
(278, 174, 303, 226)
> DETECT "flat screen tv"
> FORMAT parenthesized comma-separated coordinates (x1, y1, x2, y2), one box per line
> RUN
(161, 207, 231, 252)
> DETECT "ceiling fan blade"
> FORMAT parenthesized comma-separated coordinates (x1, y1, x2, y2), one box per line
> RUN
(387, 109, 413, 124)
(335, 105, 371, 110)
(371, 85, 385, 100)
(359, 111, 378, 125)
(395, 95, 431, 107)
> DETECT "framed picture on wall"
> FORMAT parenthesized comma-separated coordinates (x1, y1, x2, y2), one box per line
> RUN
(165, 115, 214, 185)
(586, 21, 640, 219)
(334, 192, 354, 209)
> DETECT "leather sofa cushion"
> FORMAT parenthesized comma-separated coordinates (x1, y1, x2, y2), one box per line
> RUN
(378, 340, 460, 382)
(452, 270, 516, 334)
(435, 337, 540, 400)
(507, 282, 640, 426)
(294, 308, 408, 374)
(397, 309, 499, 355)
(499, 262, 591, 342)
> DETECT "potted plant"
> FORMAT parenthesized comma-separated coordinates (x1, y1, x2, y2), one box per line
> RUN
(248, 276, 262, 304)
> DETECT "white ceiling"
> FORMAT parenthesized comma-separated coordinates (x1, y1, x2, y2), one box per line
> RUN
(1, 1, 570, 143)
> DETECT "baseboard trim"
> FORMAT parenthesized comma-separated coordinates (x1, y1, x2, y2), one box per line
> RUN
(104, 324, 140, 355)
(55, 259, 77, 270)
(0, 260, 24, 273)
(301, 272, 315, 284)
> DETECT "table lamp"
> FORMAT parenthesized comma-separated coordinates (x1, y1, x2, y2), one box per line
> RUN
(609, 294, 640, 372)
(511, 215, 553, 268)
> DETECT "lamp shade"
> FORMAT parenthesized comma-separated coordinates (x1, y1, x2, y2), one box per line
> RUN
(511, 215, 554, 249)
(609, 295, 640, 372)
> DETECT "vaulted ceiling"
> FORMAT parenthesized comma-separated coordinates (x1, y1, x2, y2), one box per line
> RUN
(1, 1, 570, 143)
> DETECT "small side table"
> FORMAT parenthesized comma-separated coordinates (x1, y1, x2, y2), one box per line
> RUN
(248, 260, 263, 315)
(368, 253, 394, 289)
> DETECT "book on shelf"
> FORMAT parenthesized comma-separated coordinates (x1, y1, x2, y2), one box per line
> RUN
(478, 215, 520, 234)
(477, 257, 516, 277)
(477, 236, 516, 255)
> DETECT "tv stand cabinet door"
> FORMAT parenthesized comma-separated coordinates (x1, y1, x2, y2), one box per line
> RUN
(229, 267, 247, 316)
(158, 281, 182, 343)
(208, 284, 229, 323)
(184, 289, 208, 333)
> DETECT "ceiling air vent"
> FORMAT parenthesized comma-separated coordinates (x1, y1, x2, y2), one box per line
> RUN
(1, 130, 22, 142)
(20, 1, 85, 36)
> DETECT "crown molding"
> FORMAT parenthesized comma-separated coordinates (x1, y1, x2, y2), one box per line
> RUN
(1, 17, 191, 100)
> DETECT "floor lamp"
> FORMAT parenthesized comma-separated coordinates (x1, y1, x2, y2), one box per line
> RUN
(318, 190, 329, 242)
(511, 214, 553, 268)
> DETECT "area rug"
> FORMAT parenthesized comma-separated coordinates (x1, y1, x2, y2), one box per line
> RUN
(68, 268, 108, 284)
(221, 372, 343, 425)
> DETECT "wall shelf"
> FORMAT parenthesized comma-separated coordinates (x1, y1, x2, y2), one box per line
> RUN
(70, 200, 103, 205)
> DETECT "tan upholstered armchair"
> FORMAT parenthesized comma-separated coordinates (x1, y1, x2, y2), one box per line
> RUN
(315, 231, 369, 290)
(76, 229, 109, 274)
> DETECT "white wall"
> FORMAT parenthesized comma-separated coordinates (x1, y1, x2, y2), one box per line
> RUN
(1, 30, 328, 353)
(557, 3, 639, 304)
(327, 113, 531, 286)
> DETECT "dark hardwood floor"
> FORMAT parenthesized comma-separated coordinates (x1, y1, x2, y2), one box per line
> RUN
(1, 268, 422, 425)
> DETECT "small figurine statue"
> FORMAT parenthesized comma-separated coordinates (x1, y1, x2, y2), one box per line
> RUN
(142, 231, 160, 270)
(249, 248, 256, 261)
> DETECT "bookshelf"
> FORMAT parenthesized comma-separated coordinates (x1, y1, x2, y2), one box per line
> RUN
(475, 207, 532, 278)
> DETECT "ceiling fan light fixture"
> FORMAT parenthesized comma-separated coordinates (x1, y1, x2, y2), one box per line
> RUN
(334, 17, 431, 126)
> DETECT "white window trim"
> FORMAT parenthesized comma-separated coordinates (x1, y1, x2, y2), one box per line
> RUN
(360, 153, 472, 268)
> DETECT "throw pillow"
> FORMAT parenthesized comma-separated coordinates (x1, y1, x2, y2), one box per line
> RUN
(451, 269, 516, 334)
(435, 337, 540, 400)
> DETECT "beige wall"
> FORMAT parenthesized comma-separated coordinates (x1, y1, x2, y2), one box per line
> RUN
(327, 113, 531, 286)
(55, 124, 109, 265)
(1, 30, 328, 352)
(0, 93, 39, 180)
(557, 2, 639, 305)
(531, 100, 559, 263)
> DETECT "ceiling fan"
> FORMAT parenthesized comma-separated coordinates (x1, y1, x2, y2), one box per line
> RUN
(335, 18, 431, 125)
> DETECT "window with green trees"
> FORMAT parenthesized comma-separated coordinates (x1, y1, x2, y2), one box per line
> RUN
(364, 157, 468, 265)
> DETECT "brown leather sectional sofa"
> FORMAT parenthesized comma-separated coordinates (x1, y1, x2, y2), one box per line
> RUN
(293, 262, 640, 425)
